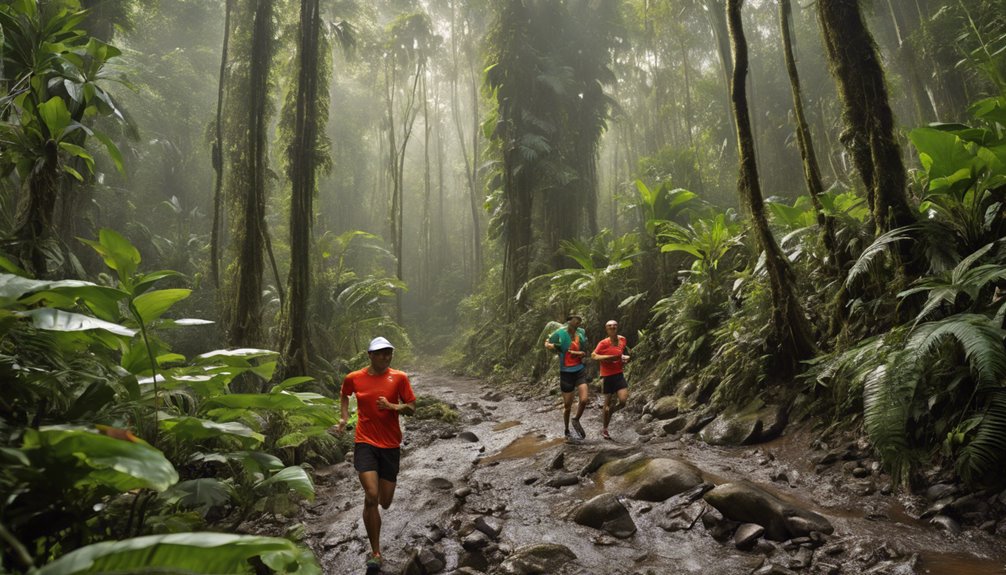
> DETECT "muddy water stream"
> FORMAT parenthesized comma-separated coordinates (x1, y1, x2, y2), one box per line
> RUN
(303, 373, 1006, 574)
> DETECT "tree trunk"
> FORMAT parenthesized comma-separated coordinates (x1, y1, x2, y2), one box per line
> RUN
(817, 0, 914, 235)
(727, 0, 816, 374)
(449, 0, 483, 287)
(225, 0, 273, 349)
(210, 0, 234, 288)
(277, 0, 322, 380)
(779, 0, 841, 268)
(705, 0, 736, 151)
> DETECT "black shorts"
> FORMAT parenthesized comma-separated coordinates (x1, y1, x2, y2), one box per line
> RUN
(354, 443, 401, 483)
(559, 369, 588, 393)
(602, 373, 628, 395)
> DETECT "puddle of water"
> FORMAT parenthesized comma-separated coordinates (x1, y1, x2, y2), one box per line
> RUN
(917, 552, 1006, 575)
(478, 433, 564, 464)
(493, 420, 521, 431)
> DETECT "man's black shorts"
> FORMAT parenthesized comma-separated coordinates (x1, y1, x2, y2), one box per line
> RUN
(354, 442, 401, 482)
(602, 372, 628, 395)
(559, 369, 588, 393)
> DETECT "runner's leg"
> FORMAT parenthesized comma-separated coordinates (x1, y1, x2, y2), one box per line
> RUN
(359, 471, 382, 556)
(378, 478, 397, 509)
(562, 390, 574, 433)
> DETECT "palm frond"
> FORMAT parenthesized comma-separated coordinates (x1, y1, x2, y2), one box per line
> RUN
(956, 388, 1006, 484)
(908, 314, 1006, 387)
(844, 225, 918, 288)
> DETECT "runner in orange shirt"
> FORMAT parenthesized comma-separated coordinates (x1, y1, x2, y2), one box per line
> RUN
(591, 320, 630, 440)
(338, 336, 416, 573)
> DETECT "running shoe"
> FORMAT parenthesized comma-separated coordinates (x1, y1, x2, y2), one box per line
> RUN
(365, 553, 382, 573)
(602, 429, 612, 440)
(572, 418, 585, 438)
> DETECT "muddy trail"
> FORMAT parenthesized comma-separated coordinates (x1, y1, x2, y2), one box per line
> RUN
(299, 373, 1006, 575)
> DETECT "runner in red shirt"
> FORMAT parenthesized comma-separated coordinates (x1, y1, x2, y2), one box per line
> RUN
(591, 320, 630, 440)
(338, 336, 416, 573)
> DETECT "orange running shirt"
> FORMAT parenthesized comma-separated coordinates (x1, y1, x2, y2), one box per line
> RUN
(564, 335, 583, 368)
(593, 335, 627, 377)
(341, 367, 416, 448)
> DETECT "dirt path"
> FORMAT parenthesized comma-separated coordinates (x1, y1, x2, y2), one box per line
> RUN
(302, 372, 1006, 575)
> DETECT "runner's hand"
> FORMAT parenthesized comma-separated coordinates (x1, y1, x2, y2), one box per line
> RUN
(377, 396, 393, 410)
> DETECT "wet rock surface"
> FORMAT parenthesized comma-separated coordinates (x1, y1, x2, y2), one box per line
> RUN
(299, 373, 1006, 574)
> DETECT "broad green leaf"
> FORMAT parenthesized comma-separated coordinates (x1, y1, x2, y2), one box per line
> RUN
(38, 96, 71, 137)
(16, 308, 135, 337)
(272, 376, 315, 392)
(80, 228, 141, 283)
(19, 284, 128, 321)
(133, 269, 185, 295)
(969, 96, 1006, 126)
(35, 532, 320, 575)
(276, 431, 309, 449)
(257, 466, 315, 501)
(131, 288, 191, 324)
(93, 131, 125, 175)
(159, 416, 264, 447)
(58, 141, 94, 173)
(160, 478, 235, 512)
(909, 127, 977, 183)
(0, 274, 94, 301)
(24, 426, 178, 492)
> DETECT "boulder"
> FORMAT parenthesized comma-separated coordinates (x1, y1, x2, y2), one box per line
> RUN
(499, 543, 576, 575)
(572, 493, 637, 538)
(546, 472, 579, 488)
(622, 458, 704, 502)
(647, 395, 685, 420)
(579, 447, 640, 476)
(661, 415, 690, 435)
(474, 515, 504, 540)
(699, 402, 787, 446)
(402, 546, 446, 575)
(734, 523, 765, 550)
(703, 481, 833, 540)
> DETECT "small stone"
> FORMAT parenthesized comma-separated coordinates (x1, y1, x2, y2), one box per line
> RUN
(852, 467, 870, 478)
(930, 514, 961, 534)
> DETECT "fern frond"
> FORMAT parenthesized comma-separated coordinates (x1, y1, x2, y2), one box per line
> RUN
(908, 314, 1006, 387)
(863, 348, 919, 484)
(956, 388, 1006, 484)
(844, 225, 919, 288)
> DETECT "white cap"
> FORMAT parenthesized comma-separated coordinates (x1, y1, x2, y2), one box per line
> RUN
(367, 336, 395, 352)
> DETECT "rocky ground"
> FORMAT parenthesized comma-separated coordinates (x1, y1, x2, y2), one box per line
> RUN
(278, 372, 1006, 575)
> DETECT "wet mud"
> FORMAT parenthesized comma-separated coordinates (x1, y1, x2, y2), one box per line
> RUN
(302, 372, 1006, 574)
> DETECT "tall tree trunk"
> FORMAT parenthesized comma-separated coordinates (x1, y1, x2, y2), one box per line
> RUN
(449, 0, 483, 287)
(384, 55, 422, 325)
(277, 0, 322, 380)
(705, 0, 736, 150)
(225, 0, 273, 349)
(421, 70, 433, 298)
(727, 0, 815, 374)
(817, 0, 914, 235)
(211, 0, 234, 288)
(779, 0, 841, 267)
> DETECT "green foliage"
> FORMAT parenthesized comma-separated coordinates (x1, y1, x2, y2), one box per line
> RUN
(0, 231, 322, 571)
(35, 532, 319, 575)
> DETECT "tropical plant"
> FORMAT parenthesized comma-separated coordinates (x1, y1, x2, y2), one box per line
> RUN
(0, 0, 128, 276)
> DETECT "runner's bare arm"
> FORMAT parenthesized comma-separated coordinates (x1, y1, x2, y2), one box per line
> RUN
(377, 396, 416, 415)
(338, 394, 350, 433)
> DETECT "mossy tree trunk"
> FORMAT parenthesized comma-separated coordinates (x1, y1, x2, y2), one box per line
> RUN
(779, 0, 842, 268)
(223, 0, 273, 350)
(277, 0, 326, 380)
(727, 0, 816, 375)
(817, 0, 915, 235)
